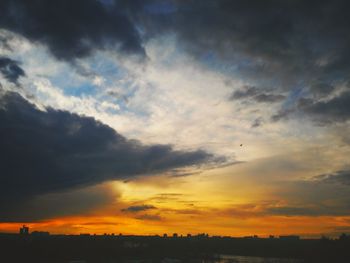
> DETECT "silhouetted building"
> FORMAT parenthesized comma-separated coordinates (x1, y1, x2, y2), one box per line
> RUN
(339, 233, 350, 241)
(163, 233, 168, 238)
(279, 235, 300, 241)
(173, 233, 178, 238)
(19, 225, 29, 235)
(31, 231, 50, 237)
(196, 233, 209, 238)
(242, 235, 259, 239)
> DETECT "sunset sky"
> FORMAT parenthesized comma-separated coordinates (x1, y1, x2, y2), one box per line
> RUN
(1, 0, 350, 238)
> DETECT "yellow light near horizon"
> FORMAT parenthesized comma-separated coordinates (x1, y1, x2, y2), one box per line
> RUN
(1, 215, 350, 238)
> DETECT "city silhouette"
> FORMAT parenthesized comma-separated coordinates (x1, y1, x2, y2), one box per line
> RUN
(0, 226, 349, 262)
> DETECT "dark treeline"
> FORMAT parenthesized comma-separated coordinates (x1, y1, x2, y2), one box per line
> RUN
(0, 233, 349, 263)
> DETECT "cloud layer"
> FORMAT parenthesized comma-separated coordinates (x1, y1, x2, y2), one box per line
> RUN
(1, 0, 350, 124)
(126, 0, 350, 124)
(0, 0, 144, 61)
(0, 91, 216, 217)
(0, 56, 25, 85)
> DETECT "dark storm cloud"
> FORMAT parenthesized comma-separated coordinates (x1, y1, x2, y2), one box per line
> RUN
(0, 34, 12, 51)
(122, 0, 350, 123)
(310, 83, 335, 97)
(271, 91, 350, 124)
(254, 93, 286, 103)
(122, 205, 156, 213)
(1, 0, 349, 123)
(126, 0, 350, 78)
(0, 92, 217, 216)
(301, 91, 350, 124)
(0, 183, 117, 222)
(230, 86, 259, 100)
(0, 0, 144, 61)
(230, 86, 285, 103)
(0, 57, 25, 85)
(314, 170, 350, 186)
(4, 0, 347, 86)
(271, 109, 295, 122)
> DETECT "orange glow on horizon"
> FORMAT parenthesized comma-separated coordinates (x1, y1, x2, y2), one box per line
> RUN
(1, 214, 349, 238)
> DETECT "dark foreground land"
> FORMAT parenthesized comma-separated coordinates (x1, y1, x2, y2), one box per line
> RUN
(0, 233, 349, 263)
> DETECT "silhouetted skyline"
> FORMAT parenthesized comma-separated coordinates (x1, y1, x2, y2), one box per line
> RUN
(1, 230, 350, 262)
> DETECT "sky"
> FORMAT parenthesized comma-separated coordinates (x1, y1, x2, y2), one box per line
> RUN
(0, 0, 350, 238)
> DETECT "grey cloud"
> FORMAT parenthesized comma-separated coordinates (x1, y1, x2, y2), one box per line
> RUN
(251, 118, 262, 128)
(1, 0, 349, 124)
(230, 86, 285, 103)
(0, 183, 117, 222)
(254, 93, 285, 103)
(230, 86, 259, 100)
(271, 108, 295, 122)
(313, 170, 350, 186)
(273, 91, 350, 124)
(0, 56, 25, 85)
(310, 82, 335, 98)
(0, 0, 144, 61)
(128, 1, 350, 81)
(0, 34, 12, 51)
(0, 91, 219, 220)
(135, 214, 162, 221)
(122, 205, 156, 213)
(124, 0, 350, 123)
(301, 91, 350, 124)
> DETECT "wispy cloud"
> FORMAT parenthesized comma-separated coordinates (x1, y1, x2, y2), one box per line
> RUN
(122, 205, 157, 213)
